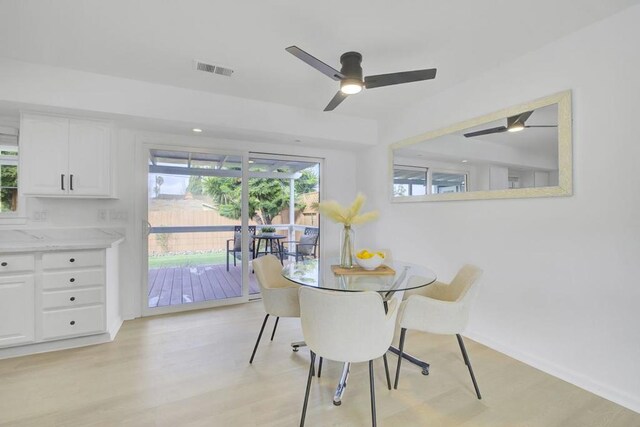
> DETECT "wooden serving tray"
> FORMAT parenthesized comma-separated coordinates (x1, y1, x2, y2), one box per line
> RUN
(331, 264, 396, 276)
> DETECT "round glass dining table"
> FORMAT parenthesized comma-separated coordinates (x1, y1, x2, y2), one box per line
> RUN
(282, 258, 437, 405)
(282, 258, 437, 294)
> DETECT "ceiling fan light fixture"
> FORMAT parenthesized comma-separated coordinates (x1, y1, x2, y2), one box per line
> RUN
(340, 79, 363, 95)
(508, 123, 525, 132)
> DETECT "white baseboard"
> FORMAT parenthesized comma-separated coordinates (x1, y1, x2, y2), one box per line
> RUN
(0, 318, 123, 360)
(464, 330, 640, 414)
(0, 333, 112, 360)
(108, 316, 123, 340)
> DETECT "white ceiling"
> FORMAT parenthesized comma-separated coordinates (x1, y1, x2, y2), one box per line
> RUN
(0, 0, 637, 120)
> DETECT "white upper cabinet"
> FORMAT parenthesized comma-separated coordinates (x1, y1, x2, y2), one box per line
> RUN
(68, 119, 112, 196)
(20, 113, 115, 198)
(19, 114, 70, 196)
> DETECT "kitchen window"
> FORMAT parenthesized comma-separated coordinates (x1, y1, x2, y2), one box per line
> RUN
(0, 128, 21, 218)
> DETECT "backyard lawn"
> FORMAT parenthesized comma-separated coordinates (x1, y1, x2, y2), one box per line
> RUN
(148, 252, 228, 268)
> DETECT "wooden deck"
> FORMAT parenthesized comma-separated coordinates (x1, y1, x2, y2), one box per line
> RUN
(148, 264, 260, 307)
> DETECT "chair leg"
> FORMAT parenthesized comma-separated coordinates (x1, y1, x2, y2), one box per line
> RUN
(270, 317, 280, 341)
(318, 357, 323, 378)
(382, 354, 391, 390)
(249, 314, 269, 364)
(226, 251, 230, 271)
(300, 351, 316, 427)
(456, 334, 482, 400)
(394, 328, 407, 389)
(369, 360, 377, 427)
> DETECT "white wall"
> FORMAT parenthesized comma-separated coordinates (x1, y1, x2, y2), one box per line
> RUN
(358, 5, 640, 412)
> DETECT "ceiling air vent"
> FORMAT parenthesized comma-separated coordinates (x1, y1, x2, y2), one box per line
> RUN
(194, 60, 234, 77)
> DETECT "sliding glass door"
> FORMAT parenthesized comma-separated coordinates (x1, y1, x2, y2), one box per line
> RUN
(144, 148, 251, 314)
(141, 147, 322, 316)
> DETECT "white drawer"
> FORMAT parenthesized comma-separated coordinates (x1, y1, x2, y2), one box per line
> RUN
(42, 268, 104, 290)
(42, 287, 104, 310)
(0, 254, 35, 274)
(42, 250, 104, 270)
(41, 305, 105, 340)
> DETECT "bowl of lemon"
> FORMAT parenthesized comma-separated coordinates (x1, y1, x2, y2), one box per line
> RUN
(355, 249, 386, 270)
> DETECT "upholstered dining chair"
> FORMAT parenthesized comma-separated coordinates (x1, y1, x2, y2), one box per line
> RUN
(393, 264, 483, 399)
(249, 254, 300, 364)
(298, 287, 399, 427)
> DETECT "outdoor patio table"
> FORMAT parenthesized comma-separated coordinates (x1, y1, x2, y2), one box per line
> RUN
(282, 258, 437, 405)
(253, 234, 286, 263)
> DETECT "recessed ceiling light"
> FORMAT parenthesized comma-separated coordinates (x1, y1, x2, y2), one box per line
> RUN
(248, 160, 255, 164)
(192, 128, 203, 133)
(461, 160, 468, 163)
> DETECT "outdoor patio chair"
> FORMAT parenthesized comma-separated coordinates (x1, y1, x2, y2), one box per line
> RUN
(226, 225, 257, 271)
(283, 227, 319, 262)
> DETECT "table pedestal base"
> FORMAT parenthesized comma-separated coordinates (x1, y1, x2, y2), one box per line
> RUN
(388, 346, 430, 375)
(333, 362, 350, 406)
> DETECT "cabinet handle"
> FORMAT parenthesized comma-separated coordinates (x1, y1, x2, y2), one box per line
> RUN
(70, 297, 76, 302)
(0, 262, 6, 267)
(69, 258, 75, 263)
(61, 174, 65, 191)
(70, 321, 76, 326)
(70, 174, 74, 191)
(70, 278, 75, 283)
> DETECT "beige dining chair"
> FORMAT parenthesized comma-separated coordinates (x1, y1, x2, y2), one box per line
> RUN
(249, 254, 300, 364)
(298, 287, 398, 427)
(393, 264, 483, 399)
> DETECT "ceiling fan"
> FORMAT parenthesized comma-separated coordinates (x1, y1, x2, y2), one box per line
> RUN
(463, 111, 557, 138)
(285, 46, 437, 111)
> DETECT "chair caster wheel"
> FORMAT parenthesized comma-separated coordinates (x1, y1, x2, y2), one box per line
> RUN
(333, 400, 341, 406)
(292, 347, 299, 352)
(422, 368, 429, 376)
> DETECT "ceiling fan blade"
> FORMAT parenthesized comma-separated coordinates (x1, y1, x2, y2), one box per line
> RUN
(464, 126, 508, 138)
(524, 125, 558, 128)
(364, 68, 437, 89)
(285, 46, 344, 81)
(324, 91, 349, 111)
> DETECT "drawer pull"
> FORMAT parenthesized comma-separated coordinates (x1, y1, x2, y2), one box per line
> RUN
(69, 258, 76, 263)
(1, 262, 6, 267)
(70, 297, 76, 302)
(70, 321, 76, 326)
(70, 278, 76, 283)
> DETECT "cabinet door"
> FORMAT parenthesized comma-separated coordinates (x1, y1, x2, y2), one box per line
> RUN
(0, 275, 35, 347)
(20, 114, 70, 195)
(68, 120, 112, 196)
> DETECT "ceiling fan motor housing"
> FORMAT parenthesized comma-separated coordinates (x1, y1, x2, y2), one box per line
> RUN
(340, 51, 363, 84)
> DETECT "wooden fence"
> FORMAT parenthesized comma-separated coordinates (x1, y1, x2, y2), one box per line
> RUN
(148, 192, 319, 254)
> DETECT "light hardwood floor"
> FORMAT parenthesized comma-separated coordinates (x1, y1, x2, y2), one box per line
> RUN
(1, 302, 638, 427)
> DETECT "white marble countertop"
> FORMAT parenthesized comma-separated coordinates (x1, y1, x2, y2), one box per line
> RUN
(0, 228, 125, 253)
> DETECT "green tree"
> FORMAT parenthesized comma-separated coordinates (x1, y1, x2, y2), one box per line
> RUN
(186, 175, 204, 195)
(0, 164, 17, 212)
(201, 168, 318, 224)
(295, 169, 318, 194)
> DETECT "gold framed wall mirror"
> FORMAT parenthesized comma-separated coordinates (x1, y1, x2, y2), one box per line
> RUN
(390, 90, 572, 202)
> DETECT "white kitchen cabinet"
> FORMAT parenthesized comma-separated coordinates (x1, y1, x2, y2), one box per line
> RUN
(0, 275, 35, 347)
(0, 249, 107, 349)
(20, 113, 114, 197)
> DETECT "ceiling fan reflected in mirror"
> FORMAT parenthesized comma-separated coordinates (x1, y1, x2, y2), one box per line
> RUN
(285, 46, 437, 111)
(463, 111, 557, 138)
